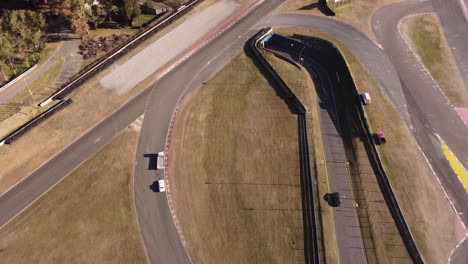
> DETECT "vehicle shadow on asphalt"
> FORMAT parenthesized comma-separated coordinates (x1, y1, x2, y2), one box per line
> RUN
(144, 153, 158, 170)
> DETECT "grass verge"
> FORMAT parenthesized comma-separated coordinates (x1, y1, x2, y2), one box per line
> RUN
(275, 27, 457, 264)
(170, 53, 305, 263)
(262, 50, 338, 263)
(400, 13, 468, 107)
(0, 0, 253, 195)
(0, 128, 145, 263)
(0, 59, 64, 123)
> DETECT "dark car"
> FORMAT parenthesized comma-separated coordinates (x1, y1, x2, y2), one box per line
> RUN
(324, 192, 341, 207)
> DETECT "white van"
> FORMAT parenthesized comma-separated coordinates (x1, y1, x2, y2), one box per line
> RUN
(361, 93, 371, 105)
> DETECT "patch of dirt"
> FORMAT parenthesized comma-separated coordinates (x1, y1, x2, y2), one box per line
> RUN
(79, 34, 131, 60)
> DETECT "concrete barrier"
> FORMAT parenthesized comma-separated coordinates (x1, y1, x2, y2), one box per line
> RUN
(249, 28, 320, 264)
(267, 33, 424, 264)
(2, 99, 72, 145)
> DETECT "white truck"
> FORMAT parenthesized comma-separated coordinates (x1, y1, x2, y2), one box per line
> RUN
(157, 152, 165, 170)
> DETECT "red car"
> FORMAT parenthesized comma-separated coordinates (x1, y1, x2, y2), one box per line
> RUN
(376, 131, 386, 144)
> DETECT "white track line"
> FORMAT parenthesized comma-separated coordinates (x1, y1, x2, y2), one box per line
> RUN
(397, 13, 468, 128)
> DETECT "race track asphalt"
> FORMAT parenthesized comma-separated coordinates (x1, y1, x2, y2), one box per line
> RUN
(372, 0, 468, 218)
(2, 1, 467, 263)
(123, 1, 287, 263)
(372, 1, 468, 263)
(431, 0, 468, 88)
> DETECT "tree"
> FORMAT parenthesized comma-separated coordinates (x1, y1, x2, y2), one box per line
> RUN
(46, 0, 89, 35)
(0, 9, 45, 76)
(122, 0, 140, 26)
(84, 1, 106, 29)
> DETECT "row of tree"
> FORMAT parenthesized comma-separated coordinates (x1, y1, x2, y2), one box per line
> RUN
(41, 0, 142, 33)
(0, 9, 45, 82)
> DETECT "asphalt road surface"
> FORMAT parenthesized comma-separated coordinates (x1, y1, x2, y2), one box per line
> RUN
(1, 1, 467, 263)
(373, 0, 468, 216)
(265, 40, 367, 263)
(132, 1, 287, 263)
(100, 0, 239, 94)
(431, 0, 468, 88)
(372, 1, 468, 263)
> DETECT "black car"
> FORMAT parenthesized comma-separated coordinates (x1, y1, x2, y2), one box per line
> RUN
(324, 192, 341, 207)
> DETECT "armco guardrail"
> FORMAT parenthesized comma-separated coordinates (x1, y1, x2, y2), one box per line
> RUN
(249, 28, 320, 264)
(0, 64, 38, 92)
(39, 0, 203, 106)
(1, 99, 72, 145)
(269, 33, 424, 263)
(305, 35, 424, 264)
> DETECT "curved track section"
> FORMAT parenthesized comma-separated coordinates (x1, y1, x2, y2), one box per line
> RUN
(4, 2, 467, 264)
(132, 2, 284, 263)
(264, 14, 411, 125)
(372, 1, 468, 263)
(431, 0, 468, 88)
(372, 0, 468, 227)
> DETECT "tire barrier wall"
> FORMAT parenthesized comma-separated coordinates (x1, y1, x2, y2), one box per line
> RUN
(1, 99, 72, 145)
(318, 0, 336, 16)
(39, 0, 203, 105)
(265, 33, 424, 264)
(250, 28, 320, 264)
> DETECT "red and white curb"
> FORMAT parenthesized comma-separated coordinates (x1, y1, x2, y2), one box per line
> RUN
(398, 14, 468, 128)
(164, 95, 189, 253)
(153, 0, 265, 83)
(455, 107, 468, 127)
(161, 0, 266, 261)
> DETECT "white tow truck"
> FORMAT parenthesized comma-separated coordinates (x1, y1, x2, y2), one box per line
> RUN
(157, 152, 165, 170)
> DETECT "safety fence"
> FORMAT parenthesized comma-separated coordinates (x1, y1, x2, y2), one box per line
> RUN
(266, 32, 424, 264)
(40, 0, 203, 105)
(250, 28, 320, 264)
(1, 99, 72, 145)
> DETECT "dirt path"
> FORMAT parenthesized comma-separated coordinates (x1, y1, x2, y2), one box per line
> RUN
(0, 39, 82, 105)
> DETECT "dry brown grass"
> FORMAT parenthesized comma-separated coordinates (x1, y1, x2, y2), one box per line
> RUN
(0, 0, 253, 195)
(170, 53, 305, 263)
(401, 13, 468, 107)
(0, 59, 64, 124)
(274, 27, 458, 264)
(278, 0, 322, 16)
(262, 51, 339, 263)
(0, 128, 145, 263)
(0, 102, 57, 140)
